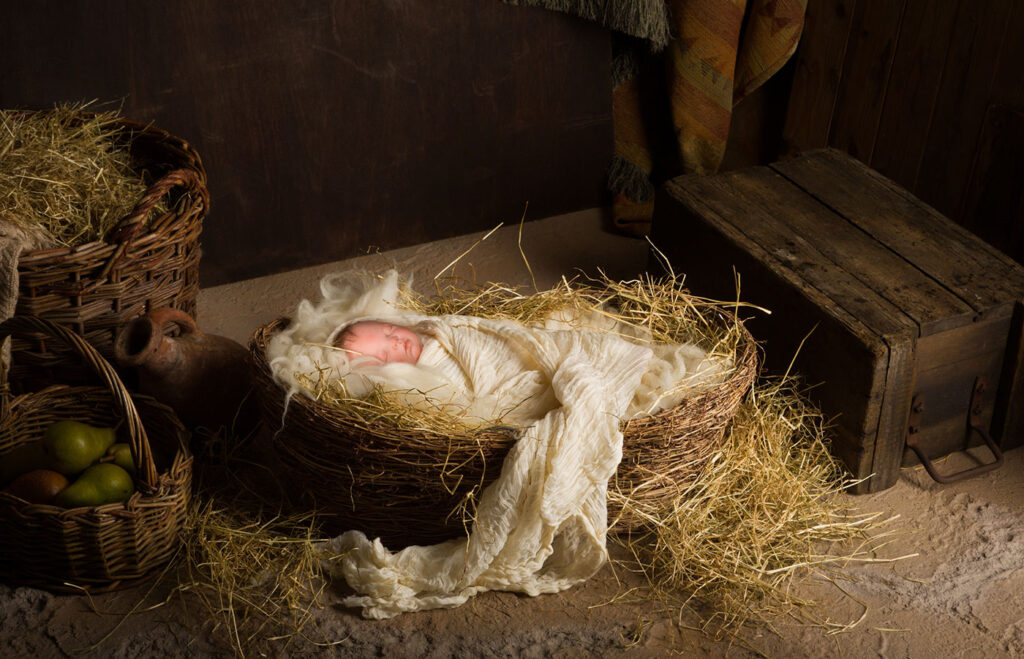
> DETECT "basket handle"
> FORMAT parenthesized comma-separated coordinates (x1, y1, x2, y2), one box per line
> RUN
(0, 317, 161, 492)
(99, 167, 209, 279)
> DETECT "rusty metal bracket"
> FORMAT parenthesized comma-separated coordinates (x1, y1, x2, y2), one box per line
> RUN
(905, 377, 1004, 484)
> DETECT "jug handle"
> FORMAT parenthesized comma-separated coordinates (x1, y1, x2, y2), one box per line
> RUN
(147, 308, 203, 337)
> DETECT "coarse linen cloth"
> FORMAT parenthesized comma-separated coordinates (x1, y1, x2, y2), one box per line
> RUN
(320, 313, 654, 618)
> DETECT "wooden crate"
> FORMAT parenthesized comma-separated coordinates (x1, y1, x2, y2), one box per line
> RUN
(651, 148, 1024, 493)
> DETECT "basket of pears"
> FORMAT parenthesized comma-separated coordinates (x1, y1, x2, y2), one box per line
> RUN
(0, 316, 192, 593)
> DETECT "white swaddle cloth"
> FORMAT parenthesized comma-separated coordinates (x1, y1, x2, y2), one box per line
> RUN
(267, 270, 727, 618)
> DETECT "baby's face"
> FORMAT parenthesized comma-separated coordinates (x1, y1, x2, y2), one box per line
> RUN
(338, 321, 422, 365)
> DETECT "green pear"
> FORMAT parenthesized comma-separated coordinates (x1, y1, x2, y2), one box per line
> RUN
(53, 463, 134, 508)
(52, 476, 102, 508)
(43, 420, 117, 475)
(105, 443, 135, 475)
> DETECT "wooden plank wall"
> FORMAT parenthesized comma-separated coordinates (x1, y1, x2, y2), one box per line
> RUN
(782, 0, 1024, 266)
(0, 1, 612, 286)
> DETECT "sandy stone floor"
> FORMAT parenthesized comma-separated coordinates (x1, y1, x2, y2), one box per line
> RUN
(3, 210, 1023, 657)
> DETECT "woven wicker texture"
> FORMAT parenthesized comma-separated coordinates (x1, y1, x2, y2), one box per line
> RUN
(10, 114, 207, 390)
(0, 317, 192, 593)
(250, 310, 757, 547)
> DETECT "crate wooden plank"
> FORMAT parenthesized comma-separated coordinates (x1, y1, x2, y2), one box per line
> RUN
(903, 347, 1005, 468)
(914, 0, 1014, 220)
(672, 173, 920, 343)
(914, 355, 1004, 426)
(721, 166, 975, 337)
(869, 0, 960, 187)
(994, 303, 1024, 450)
(912, 316, 1012, 451)
(915, 316, 1014, 369)
(873, 335, 915, 491)
(656, 179, 916, 490)
(771, 149, 1024, 318)
(827, 0, 906, 162)
(781, 0, 857, 154)
(961, 105, 1024, 264)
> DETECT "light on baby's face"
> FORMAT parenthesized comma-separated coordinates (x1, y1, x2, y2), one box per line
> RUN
(339, 321, 422, 365)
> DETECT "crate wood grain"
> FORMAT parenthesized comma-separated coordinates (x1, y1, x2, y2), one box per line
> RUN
(652, 148, 1024, 493)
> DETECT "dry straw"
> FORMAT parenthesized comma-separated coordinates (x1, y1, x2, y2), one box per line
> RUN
(0, 102, 158, 247)
(169, 448, 349, 658)
(610, 374, 904, 645)
(251, 270, 758, 544)
(175, 501, 341, 657)
(183, 348, 897, 656)
(196, 272, 900, 653)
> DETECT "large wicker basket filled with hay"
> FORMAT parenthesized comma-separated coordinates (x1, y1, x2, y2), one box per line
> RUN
(0, 316, 192, 592)
(250, 274, 758, 547)
(1, 106, 207, 390)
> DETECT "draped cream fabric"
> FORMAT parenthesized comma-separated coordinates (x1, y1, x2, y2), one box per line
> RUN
(322, 315, 653, 618)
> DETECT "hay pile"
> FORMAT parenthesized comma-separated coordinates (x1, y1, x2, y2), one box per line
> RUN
(611, 376, 899, 642)
(172, 273, 899, 655)
(176, 373, 891, 656)
(271, 271, 754, 543)
(0, 103, 154, 247)
(175, 502, 339, 656)
(303, 271, 750, 432)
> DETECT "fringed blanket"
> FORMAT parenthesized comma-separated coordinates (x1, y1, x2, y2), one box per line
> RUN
(505, 0, 808, 236)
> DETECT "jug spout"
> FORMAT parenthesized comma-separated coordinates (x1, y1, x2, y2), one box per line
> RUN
(114, 308, 188, 374)
(114, 308, 260, 451)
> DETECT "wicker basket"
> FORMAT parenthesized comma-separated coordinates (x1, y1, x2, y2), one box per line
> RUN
(250, 311, 757, 547)
(9, 113, 207, 390)
(0, 316, 192, 592)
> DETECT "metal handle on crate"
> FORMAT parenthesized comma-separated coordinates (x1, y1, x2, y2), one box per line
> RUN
(904, 378, 1004, 484)
(0, 316, 161, 491)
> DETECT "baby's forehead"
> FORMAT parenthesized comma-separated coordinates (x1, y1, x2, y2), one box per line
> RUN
(345, 321, 389, 340)
(352, 320, 388, 331)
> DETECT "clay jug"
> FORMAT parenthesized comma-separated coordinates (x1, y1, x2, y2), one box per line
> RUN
(114, 308, 260, 444)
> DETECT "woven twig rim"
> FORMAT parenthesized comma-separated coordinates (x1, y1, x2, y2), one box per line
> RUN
(0, 317, 193, 593)
(8, 112, 207, 390)
(249, 304, 757, 546)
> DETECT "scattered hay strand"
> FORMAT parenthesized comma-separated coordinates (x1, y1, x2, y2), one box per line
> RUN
(0, 102, 158, 247)
(610, 374, 903, 642)
(244, 267, 904, 647)
(175, 496, 345, 658)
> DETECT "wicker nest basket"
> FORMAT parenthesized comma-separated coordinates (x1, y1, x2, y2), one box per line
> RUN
(0, 317, 192, 593)
(9, 113, 207, 391)
(250, 307, 757, 547)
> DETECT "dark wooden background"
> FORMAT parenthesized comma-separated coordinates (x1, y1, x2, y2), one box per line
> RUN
(1, 1, 612, 286)
(783, 0, 1024, 266)
(7, 0, 1019, 285)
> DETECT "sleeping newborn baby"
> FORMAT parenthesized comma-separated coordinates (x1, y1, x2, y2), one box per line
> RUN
(328, 316, 563, 424)
(332, 320, 424, 365)
(330, 316, 723, 422)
